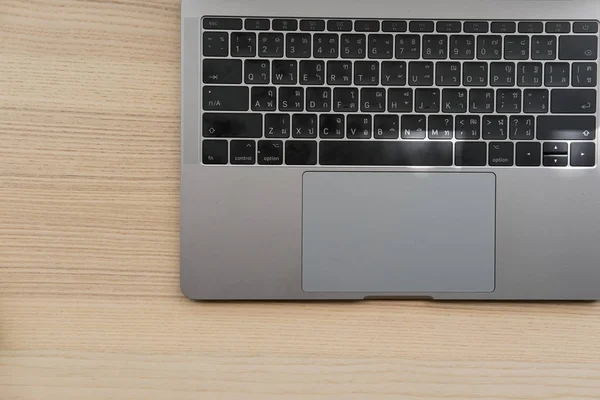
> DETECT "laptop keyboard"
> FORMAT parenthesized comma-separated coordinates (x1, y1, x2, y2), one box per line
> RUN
(199, 17, 598, 167)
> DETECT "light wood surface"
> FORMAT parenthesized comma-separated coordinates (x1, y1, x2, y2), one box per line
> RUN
(2, 1, 600, 399)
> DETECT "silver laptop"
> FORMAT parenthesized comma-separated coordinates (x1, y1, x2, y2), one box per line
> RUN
(180, 0, 600, 300)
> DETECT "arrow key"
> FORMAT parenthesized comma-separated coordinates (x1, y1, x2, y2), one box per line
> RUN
(543, 142, 568, 155)
(543, 155, 568, 167)
(571, 142, 596, 167)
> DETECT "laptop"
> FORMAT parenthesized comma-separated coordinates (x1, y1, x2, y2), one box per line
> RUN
(180, 0, 600, 300)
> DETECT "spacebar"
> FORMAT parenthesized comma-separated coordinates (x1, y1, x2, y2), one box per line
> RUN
(320, 141, 453, 166)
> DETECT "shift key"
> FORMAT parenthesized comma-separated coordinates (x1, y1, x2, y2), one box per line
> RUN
(203, 113, 262, 138)
(537, 116, 596, 140)
(551, 89, 596, 113)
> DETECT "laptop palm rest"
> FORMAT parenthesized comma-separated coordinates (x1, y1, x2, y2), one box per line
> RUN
(302, 172, 496, 294)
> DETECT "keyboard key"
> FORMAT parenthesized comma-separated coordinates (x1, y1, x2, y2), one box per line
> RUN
(489, 142, 514, 166)
(455, 142, 487, 166)
(306, 87, 331, 111)
(450, 35, 475, 59)
(415, 89, 440, 113)
(273, 19, 298, 31)
(517, 62, 543, 87)
(375, 115, 400, 139)
(292, 114, 318, 138)
(546, 22, 570, 33)
(320, 115, 345, 138)
(258, 140, 283, 165)
(245, 60, 270, 84)
(300, 60, 325, 85)
(537, 116, 596, 140)
(510, 116, 535, 140)
(251, 86, 276, 111)
(477, 35, 502, 60)
(319, 141, 453, 166)
(523, 89, 549, 113)
(203, 32, 228, 57)
(203, 113, 262, 138)
(559, 36, 598, 60)
(396, 35, 421, 59)
(383, 20, 407, 32)
(464, 21, 489, 33)
(496, 89, 522, 113)
(279, 87, 304, 111)
(272, 60, 297, 84)
(516, 142, 541, 166)
(369, 34, 394, 59)
(504, 36, 529, 60)
(203, 86, 249, 111)
(328, 20, 353, 32)
(381, 61, 407, 86)
(347, 115, 373, 139)
(572, 63, 598, 87)
(286, 141, 317, 165)
(202, 140, 228, 164)
(408, 62, 434, 86)
(410, 21, 434, 33)
(490, 62, 516, 86)
(437, 21, 462, 33)
(436, 62, 461, 86)
(463, 62, 488, 86)
(287, 33, 312, 58)
(551, 89, 596, 113)
(543, 155, 568, 167)
(442, 89, 467, 113)
(361, 88, 386, 112)
(258, 33, 284, 57)
(456, 115, 481, 140)
(469, 89, 494, 113)
(355, 20, 380, 32)
(203, 18, 242, 30)
(531, 35, 557, 60)
(401, 115, 427, 139)
(342, 34, 367, 59)
(354, 61, 379, 85)
(543, 142, 568, 155)
(573, 21, 598, 34)
(265, 114, 290, 138)
(203, 59, 242, 84)
(314, 34, 339, 58)
(300, 19, 325, 31)
(245, 19, 270, 31)
(231, 32, 256, 57)
(428, 115, 454, 140)
(327, 61, 352, 85)
(545, 63, 570, 87)
(571, 143, 596, 167)
(482, 116, 508, 140)
(333, 88, 358, 112)
(230, 140, 256, 165)
(519, 21, 543, 33)
(388, 88, 413, 112)
(491, 21, 516, 33)
(422, 35, 448, 59)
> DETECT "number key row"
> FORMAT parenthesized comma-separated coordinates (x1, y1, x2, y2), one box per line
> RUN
(205, 31, 598, 60)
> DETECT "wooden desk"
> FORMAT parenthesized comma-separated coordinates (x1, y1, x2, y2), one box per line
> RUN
(1, 1, 600, 399)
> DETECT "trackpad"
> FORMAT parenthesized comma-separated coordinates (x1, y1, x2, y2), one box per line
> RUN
(302, 172, 496, 293)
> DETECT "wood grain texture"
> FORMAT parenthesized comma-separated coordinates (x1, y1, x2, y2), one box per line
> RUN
(1, 1, 600, 399)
